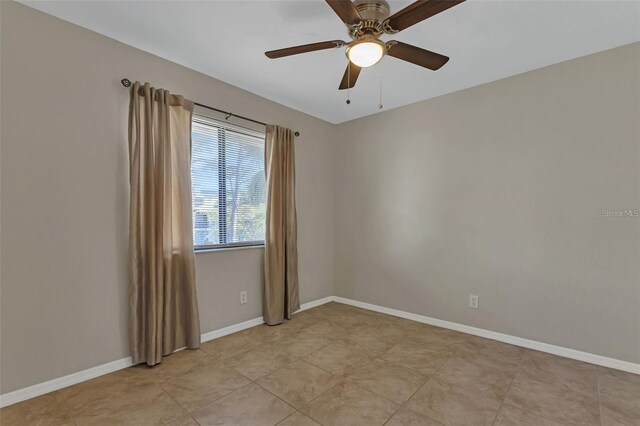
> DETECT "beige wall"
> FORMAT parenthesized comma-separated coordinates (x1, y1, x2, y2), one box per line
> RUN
(0, 1, 336, 394)
(2, 0, 639, 398)
(333, 42, 640, 364)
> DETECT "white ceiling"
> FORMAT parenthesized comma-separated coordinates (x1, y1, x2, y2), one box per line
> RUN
(20, 0, 640, 124)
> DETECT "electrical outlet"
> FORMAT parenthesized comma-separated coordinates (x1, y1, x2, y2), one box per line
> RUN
(469, 295, 479, 309)
(240, 291, 247, 305)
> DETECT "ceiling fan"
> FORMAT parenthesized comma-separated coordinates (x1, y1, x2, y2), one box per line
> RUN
(265, 0, 465, 90)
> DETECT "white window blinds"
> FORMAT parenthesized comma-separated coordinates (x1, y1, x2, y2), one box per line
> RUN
(191, 114, 266, 249)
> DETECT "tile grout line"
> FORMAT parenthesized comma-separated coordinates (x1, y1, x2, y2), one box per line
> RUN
(61, 395, 79, 426)
(274, 410, 311, 426)
(331, 310, 468, 424)
(265, 328, 390, 425)
(370, 356, 437, 419)
(343, 356, 429, 407)
(247, 382, 298, 426)
(489, 350, 527, 426)
(394, 344, 455, 426)
(157, 380, 202, 426)
(163, 318, 329, 424)
(236, 319, 346, 425)
(252, 349, 341, 426)
(497, 353, 603, 425)
(596, 370, 604, 426)
(153, 348, 224, 424)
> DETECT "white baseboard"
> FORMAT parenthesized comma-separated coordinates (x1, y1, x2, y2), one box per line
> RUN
(0, 296, 335, 408)
(199, 295, 335, 343)
(3, 294, 636, 408)
(298, 296, 334, 312)
(333, 296, 640, 376)
(200, 316, 264, 343)
(0, 357, 134, 409)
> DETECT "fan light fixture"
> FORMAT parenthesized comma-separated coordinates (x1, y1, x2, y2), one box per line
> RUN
(347, 39, 385, 68)
(265, 0, 461, 91)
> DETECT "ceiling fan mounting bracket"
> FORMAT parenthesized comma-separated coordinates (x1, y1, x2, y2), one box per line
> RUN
(348, 0, 391, 38)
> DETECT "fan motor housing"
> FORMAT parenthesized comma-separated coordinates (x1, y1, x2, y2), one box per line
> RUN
(354, 0, 390, 22)
(350, 0, 391, 38)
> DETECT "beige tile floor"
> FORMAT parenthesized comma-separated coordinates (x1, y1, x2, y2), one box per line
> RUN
(1, 302, 639, 426)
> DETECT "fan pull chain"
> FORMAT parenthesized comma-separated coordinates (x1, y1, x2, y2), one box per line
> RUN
(346, 61, 351, 105)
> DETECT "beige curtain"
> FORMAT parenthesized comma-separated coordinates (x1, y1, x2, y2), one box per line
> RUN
(263, 125, 300, 325)
(128, 81, 200, 365)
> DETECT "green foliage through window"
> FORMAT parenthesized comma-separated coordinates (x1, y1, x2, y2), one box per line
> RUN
(191, 115, 266, 248)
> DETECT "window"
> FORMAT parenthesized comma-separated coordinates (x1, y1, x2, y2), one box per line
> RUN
(191, 114, 266, 250)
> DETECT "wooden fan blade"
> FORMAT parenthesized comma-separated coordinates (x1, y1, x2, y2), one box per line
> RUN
(325, 0, 363, 25)
(339, 63, 362, 90)
(384, 0, 465, 33)
(265, 40, 345, 59)
(386, 41, 449, 70)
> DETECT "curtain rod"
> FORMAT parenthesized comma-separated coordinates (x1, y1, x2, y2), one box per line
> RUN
(121, 78, 299, 137)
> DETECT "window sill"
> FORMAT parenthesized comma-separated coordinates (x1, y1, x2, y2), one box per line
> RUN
(194, 244, 265, 254)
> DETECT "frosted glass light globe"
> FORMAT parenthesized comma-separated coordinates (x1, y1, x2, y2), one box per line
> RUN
(347, 41, 385, 68)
